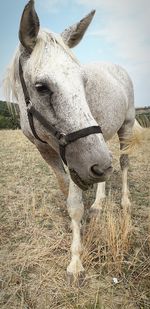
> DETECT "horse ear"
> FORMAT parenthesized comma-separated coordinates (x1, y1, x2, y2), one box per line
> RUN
(19, 0, 40, 53)
(61, 10, 95, 48)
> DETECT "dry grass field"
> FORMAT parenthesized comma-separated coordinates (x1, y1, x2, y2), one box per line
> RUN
(0, 129, 150, 309)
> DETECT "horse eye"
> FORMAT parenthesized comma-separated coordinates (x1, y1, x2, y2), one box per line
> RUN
(35, 83, 53, 95)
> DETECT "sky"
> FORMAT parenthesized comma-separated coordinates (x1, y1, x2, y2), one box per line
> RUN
(0, 0, 150, 107)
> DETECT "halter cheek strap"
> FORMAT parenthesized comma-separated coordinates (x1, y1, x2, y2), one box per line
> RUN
(19, 58, 102, 165)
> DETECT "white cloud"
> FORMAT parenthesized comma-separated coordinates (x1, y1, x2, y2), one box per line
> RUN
(36, 0, 69, 13)
(77, 0, 150, 61)
(36, 0, 150, 64)
(76, 0, 150, 106)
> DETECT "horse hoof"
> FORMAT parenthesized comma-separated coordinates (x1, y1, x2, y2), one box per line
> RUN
(67, 271, 86, 286)
(121, 198, 131, 211)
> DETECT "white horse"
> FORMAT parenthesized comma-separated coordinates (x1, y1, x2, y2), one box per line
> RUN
(4, 0, 142, 281)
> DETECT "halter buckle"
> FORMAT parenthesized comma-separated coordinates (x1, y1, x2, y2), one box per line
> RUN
(26, 100, 32, 112)
(57, 132, 67, 146)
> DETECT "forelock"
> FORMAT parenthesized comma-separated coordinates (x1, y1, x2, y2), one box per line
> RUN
(26, 30, 80, 79)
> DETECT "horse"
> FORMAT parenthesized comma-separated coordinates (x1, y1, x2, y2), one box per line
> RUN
(4, 0, 143, 281)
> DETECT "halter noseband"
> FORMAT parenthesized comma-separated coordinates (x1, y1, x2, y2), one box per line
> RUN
(19, 58, 102, 165)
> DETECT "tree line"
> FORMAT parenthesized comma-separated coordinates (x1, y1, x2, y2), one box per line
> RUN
(0, 101, 20, 129)
(0, 100, 149, 130)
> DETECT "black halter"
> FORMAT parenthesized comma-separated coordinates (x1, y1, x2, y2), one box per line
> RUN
(19, 58, 102, 165)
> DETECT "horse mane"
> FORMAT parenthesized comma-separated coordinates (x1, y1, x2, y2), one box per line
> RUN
(3, 30, 79, 110)
(26, 31, 79, 83)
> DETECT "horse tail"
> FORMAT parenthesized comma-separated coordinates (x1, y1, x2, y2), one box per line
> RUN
(122, 118, 150, 154)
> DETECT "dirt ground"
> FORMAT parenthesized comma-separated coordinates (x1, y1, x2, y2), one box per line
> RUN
(0, 129, 150, 309)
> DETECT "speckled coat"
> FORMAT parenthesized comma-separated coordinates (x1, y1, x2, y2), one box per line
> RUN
(4, 0, 140, 279)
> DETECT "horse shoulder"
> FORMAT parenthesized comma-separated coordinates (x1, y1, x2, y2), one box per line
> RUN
(82, 62, 135, 140)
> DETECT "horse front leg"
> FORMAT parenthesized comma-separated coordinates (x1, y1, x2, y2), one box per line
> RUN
(90, 182, 106, 214)
(67, 178, 85, 283)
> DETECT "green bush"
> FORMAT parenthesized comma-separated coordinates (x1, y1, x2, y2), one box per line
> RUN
(0, 115, 20, 129)
(136, 113, 150, 127)
(0, 101, 20, 129)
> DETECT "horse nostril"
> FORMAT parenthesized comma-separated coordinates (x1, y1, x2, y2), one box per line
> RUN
(91, 164, 104, 177)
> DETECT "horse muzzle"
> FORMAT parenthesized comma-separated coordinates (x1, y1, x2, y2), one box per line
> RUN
(69, 164, 113, 190)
